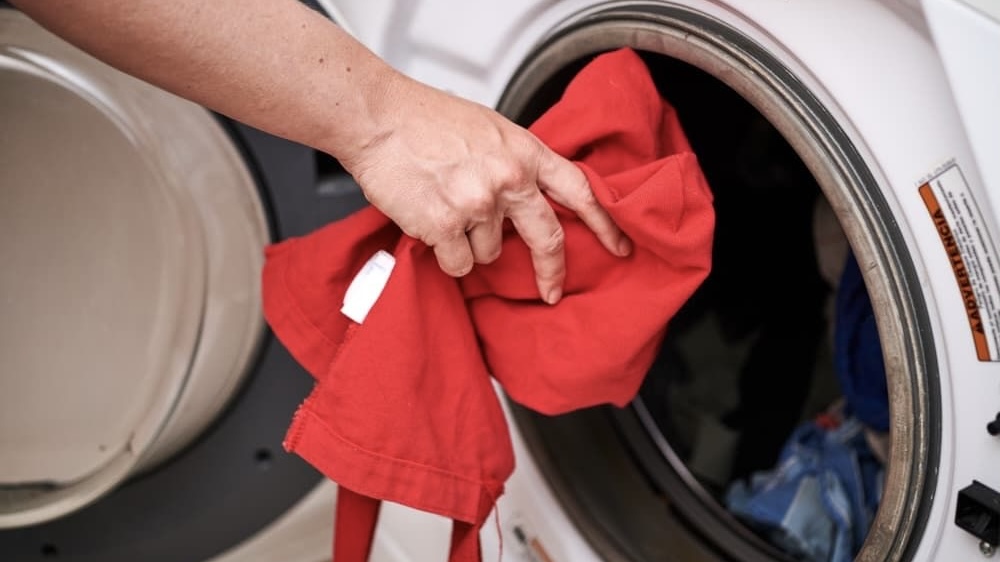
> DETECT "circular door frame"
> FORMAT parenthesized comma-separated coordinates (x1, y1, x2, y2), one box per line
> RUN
(496, 4, 941, 562)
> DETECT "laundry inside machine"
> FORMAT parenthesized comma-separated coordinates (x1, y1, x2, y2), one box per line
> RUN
(492, 11, 938, 561)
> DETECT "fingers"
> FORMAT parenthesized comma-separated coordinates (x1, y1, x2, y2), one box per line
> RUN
(467, 219, 503, 265)
(432, 232, 475, 278)
(505, 190, 566, 305)
(536, 149, 632, 257)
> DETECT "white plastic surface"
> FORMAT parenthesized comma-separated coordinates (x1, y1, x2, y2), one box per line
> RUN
(923, 0, 1000, 203)
(342, 250, 396, 324)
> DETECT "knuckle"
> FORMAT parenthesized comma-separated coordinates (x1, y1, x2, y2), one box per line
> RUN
(539, 226, 565, 256)
(495, 161, 529, 191)
(574, 188, 599, 210)
(460, 192, 495, 218)
(553, 172, 595, 208)
(433, 213, 464, 239)
(397, 223, 423, 241)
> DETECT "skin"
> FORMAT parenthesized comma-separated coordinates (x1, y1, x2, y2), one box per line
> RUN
(10, 0, 632, 304)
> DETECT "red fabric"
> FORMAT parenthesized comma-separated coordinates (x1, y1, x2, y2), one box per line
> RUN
(333, 488, 380, 561)
(261, 47, 715, 562)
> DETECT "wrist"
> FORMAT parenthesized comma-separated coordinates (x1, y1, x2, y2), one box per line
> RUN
(315, 48, 404, 170)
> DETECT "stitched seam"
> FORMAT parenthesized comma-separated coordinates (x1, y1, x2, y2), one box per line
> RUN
(296, 407, 502, 490)
(282, 397, 312, 451)
(276, 255, 343, 349)
(291, 412, 501, 521)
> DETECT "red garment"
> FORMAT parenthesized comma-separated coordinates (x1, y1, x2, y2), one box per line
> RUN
(261, 47, 715, 562)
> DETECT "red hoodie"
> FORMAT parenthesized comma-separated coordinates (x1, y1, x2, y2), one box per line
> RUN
(261, 46, 715, 561)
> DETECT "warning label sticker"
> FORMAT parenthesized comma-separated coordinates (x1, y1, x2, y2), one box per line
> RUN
(919, 162, 1000, 361)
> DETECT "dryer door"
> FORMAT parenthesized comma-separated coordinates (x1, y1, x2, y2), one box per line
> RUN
(0, 7, 270, 526)
(0, 3, 367, 561)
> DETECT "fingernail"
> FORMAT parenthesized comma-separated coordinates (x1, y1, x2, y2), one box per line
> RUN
(546, 287, 562, 305)
(617, 236, 633, 256)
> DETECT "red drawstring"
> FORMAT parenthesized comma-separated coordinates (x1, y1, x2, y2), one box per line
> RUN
(333, 487, 381, 562)
(333, 488, 488, 562)
(333, 486, 482, 562)
(449, 520, 482, 562)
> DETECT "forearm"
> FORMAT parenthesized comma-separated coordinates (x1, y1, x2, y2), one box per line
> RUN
(9, 0, 397, 162)
(9, 0, 630, 298)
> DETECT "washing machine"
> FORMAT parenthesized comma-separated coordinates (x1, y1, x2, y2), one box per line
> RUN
(313, 1, 1000, 561)
(3, 1, 999, 562)
(0, 1, 364, 560)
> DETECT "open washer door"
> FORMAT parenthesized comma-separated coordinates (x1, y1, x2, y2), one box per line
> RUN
(0, 3, 370, 560)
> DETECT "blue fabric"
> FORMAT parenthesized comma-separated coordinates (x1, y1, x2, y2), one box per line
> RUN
(725, 417, 885, 562)
(834, 251, 890, 432)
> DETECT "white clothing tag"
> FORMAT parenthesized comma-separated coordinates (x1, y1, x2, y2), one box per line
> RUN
(341, 250, 396, 324)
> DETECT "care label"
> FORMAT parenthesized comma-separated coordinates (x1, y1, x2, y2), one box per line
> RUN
(341, 250, 396, 324)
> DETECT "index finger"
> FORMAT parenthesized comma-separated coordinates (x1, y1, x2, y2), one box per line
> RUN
(505, 189, 566, 305)
(536, 149, 631, 257)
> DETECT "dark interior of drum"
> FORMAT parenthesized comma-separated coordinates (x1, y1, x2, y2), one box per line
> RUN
(508, 49, 887, 562)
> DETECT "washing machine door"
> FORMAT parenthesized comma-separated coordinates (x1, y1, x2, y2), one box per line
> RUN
(0, 3, 367, 560)
(322, 1, 1000, 562)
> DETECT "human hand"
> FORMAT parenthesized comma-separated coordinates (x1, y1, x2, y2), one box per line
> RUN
(7, 0, 630, 303)
(338, 73, 632, 305)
